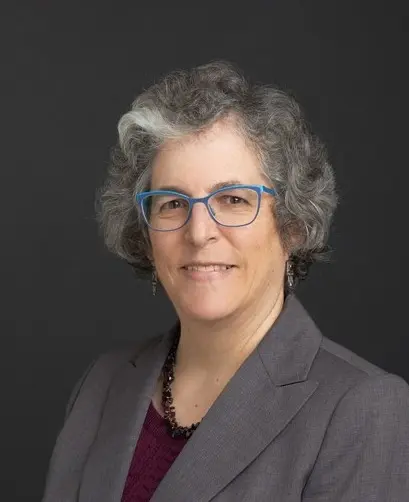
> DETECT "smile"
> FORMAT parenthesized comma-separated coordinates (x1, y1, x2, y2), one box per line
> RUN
(182, 264, 235, 272)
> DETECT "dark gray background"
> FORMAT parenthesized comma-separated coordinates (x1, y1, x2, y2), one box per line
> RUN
(3, 1, 408, 500)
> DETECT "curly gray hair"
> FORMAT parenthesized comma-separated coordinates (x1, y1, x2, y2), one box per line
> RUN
(97, 61, 338, 283)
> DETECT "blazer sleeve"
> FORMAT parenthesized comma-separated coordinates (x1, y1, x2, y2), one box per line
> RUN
(302, 373, 409, 502)
(64, 359, 97, 420)
(42, 348, 135, 502)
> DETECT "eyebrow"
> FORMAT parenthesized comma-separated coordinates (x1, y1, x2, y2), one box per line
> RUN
(154, 179, 244, 196)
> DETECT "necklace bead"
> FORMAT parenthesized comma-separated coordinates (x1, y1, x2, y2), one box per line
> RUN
(161, 330, 201, 439)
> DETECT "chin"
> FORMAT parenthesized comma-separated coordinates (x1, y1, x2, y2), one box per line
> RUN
(179, 297, 236, 323)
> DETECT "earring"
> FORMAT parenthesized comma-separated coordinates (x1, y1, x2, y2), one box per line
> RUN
(286, 259, 295, 291)
(151, 268, 158, 296)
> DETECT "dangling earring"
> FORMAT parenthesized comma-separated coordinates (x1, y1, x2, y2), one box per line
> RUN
(152, 268, 158, 296)
(286, 259, 295, 291)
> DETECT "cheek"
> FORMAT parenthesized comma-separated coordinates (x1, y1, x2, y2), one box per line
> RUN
(150, 234, 170, 264)
(241, 222, 286, 269)
(149, 233, 181, 276)
(241, 218, 276, 250)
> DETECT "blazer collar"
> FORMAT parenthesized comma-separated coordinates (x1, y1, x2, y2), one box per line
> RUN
(79, 294, 322, 502)
(257, 293, 322, 386)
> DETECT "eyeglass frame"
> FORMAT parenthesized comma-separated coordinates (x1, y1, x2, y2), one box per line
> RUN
(135, 184, 277, 232)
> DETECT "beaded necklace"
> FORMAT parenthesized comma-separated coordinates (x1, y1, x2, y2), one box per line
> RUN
(161, 330, 201, 439)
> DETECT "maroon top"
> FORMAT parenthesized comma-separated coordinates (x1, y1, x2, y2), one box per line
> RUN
(121, 400, 189, 501)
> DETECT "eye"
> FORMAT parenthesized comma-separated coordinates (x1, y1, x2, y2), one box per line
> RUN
(161, 198, 188, 211)
(222, 195, 247, 205)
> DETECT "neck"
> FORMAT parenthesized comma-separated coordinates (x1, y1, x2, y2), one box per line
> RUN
(174, 288, 286, 384)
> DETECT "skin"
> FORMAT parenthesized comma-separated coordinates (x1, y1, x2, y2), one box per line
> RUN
(148, 119, 289, 422)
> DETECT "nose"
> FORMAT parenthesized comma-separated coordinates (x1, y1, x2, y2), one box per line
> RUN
(184, 201, 219, 246)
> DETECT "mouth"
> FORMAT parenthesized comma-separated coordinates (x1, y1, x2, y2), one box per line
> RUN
(181, 264, 236, 272)
(181, 264, 236, 282)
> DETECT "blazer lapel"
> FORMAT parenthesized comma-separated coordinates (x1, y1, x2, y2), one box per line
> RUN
(151, 295, 322, 502)
(78, 329, 175, 502)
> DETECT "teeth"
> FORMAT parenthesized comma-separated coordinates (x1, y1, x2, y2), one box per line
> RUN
(185, 265, 232, 272)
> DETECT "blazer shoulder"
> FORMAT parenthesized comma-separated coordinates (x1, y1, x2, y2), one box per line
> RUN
(65, 333, 164, 420)
(319, 334, 388, 378)
(309, 334, 409, 405)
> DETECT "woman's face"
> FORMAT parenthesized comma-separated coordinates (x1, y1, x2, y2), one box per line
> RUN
(148, 121, 288, 323)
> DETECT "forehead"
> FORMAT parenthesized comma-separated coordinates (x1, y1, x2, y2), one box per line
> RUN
(150, 122, 264, 194)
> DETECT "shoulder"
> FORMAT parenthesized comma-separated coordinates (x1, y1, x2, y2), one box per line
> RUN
(320, 335, 387, 377)
(95, 331, 165, 370)
(87, 332, 165, 381)
(309, 333, 409, 427)
(332, 371, 409, 426)
(302, 326, 409, 428)
(65, 333, 164, 419)
(311, 331, 406, 386)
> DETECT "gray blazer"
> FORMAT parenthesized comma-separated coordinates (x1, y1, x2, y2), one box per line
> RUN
(42, 295, 409, 501)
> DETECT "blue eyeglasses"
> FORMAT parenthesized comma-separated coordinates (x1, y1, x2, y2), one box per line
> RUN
(136, 184, 276, 232)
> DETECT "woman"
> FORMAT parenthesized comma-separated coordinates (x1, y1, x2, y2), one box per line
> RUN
(42, 61, 409, 501)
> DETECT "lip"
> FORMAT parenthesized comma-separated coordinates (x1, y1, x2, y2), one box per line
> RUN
(181, 262, 235, 268)
(181, 263, 236, 282)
